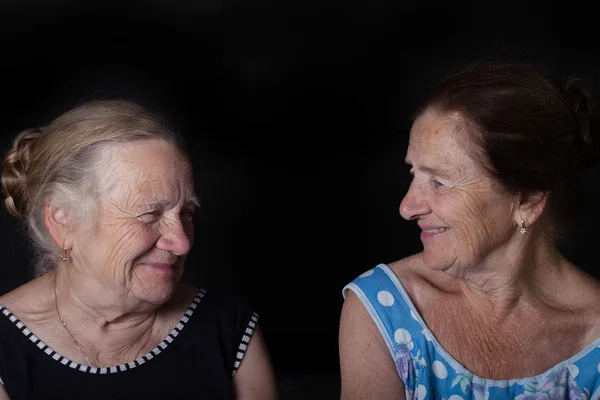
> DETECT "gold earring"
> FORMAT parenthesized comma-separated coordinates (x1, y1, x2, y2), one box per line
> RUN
(519, 220, 527, 234)
(59, 248, 68, 261)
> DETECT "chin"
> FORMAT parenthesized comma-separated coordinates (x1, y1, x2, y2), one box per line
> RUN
(132, 268, 182, 305)
(136, 282, 178, 306)
(420, 248, 453, 272)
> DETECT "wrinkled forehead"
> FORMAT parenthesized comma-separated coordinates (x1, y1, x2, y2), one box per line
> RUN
(102, 140, 195, 197)
(406, 110, 481, 174)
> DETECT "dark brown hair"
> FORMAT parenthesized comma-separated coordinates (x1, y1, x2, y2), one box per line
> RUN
(416, 60, 599, 237)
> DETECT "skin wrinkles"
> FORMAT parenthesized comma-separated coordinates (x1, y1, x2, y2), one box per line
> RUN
(341, 74, 600, 390)
(390, 109, 600, 379)
(402, 111, 518, 281)
(17, 139, 202, 368)
(65, 141, 197, 325)
(0, 105, 278, 397)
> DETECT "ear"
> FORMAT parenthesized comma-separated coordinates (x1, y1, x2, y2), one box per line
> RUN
(43, 203, 74, 250)
(515, 191, 549, 228)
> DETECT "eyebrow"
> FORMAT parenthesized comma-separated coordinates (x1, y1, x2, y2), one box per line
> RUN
(146, 195, 201, 209)
(405, 158, 450, 177)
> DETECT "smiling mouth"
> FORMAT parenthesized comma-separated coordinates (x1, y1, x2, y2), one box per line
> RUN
(422, 228, 449, 233)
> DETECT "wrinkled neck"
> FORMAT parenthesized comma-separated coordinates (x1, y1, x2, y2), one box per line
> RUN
(453, 231, 571, 317)
(51, 268, 160, 355)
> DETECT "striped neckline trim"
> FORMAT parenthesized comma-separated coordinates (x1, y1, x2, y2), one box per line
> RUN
(0, 288, 206, 374)
(232, 311, 259, 376)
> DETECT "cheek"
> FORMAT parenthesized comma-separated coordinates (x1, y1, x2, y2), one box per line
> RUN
(434, 193, 499, 242)
(482, 196, 515, 237)
(100, 221, 159, 263)
(127, 225, 161, 255)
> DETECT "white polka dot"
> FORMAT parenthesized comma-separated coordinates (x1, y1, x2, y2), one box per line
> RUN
(567, 364, 579, 378)
(422, 329, 433, 341)
(377, 290, 394, 306)
(432, 360, 448, 379)
(417, 384, 427, 399)
(359, 269, 374, 278)
(597, 363, 600, 373)
(410, 309, 419, 320)
(394, 328, 414, 350)
(394, 328, 412, 344)
(449, 396, 464, 400)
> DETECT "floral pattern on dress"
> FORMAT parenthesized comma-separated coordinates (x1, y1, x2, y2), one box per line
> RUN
(451, 374, 490, 400)
(394, 340, 597, 399)
(515, 369, 590, 400)
(345, 264, 600, 400)
(395, 344, 430, 399)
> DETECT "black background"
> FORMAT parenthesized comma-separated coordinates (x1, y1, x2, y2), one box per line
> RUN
(1, 1, 600, 397)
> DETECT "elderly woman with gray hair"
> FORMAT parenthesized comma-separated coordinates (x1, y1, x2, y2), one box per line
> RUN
(0, 100, 278, 399)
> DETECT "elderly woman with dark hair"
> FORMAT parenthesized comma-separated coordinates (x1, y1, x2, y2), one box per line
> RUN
(339, 61, 600, 399)
(0, 100, 278, 399)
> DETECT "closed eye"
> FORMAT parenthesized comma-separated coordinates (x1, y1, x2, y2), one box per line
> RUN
(432, 179, 445, 188)
(139, 210, 161, 224)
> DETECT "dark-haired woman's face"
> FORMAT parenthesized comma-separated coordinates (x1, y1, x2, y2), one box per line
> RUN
(400, 111, 518, 275)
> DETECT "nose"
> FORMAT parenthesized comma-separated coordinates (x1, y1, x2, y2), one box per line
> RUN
(156, 218, 193, 256)
(399, 181, 431, 220)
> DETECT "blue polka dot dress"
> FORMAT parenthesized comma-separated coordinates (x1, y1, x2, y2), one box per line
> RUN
(343, 264, 600, 399)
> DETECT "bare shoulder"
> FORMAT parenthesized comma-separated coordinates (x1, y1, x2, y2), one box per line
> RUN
(337, 257, 420, 398)
(339, 283, 405, 399)
(339, 289, 389, 362)
(342, 253, 427, 314)
(565, 265, 600, 339)
(233, 325, 278, 400)
(0, 275, 54, 319)
(387, 253, 461, 312)
(387, 252, 425, 283)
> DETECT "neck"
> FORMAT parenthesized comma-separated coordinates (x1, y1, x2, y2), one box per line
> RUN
(452, 231, 572, 316)
(51, 268, 161, 365)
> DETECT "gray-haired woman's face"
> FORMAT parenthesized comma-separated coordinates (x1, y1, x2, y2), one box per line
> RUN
(70, 139, 197, 305)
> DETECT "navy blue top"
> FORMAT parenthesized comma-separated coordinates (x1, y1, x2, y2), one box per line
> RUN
(0, 288, 258, 399)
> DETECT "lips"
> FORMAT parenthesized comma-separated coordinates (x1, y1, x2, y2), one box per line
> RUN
(419, 226, 450, 244)
(421, 227, 449, 233)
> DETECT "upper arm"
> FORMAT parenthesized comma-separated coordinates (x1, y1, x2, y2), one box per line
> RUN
(0, 383, 10, 400)
(232, 326, 278, 400)
(339, 290, 405, 400)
